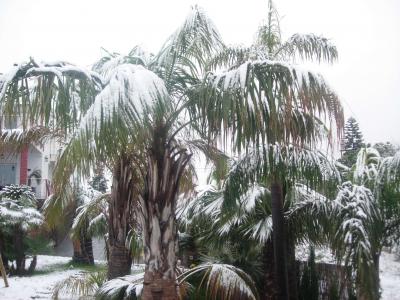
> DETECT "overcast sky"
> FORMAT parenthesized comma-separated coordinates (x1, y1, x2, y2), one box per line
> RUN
(0, 0, 399, 144)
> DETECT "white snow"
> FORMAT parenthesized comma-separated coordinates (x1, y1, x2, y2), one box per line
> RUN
(0, 255, 79, 300)
(380, 251, 400, 300)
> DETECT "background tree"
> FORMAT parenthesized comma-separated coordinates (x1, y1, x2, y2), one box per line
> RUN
(340, 117, 364, 167)
(373, 141, 399, 158)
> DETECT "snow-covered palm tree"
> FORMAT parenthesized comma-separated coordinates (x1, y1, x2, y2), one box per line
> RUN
(190, 1, 343, 298)
(181, 147, 339, 299)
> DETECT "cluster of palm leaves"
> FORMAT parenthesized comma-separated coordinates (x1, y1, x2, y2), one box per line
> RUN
(1, 0, 399, 299)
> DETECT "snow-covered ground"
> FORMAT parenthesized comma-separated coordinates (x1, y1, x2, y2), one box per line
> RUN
(0, 253, 399, 299)
(0, 255, 82, 300)
(380, 251, 400, 300)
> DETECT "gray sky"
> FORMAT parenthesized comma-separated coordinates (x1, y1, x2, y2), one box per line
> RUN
(0, 0, 399, 144)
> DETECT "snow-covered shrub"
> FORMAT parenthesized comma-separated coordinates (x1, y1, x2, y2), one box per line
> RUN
(0, 184, 46, 275)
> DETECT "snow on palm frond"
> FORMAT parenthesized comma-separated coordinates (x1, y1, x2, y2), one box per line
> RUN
(156, 5, 224, 79)
(0, 59, 103, 130)
(286, 183, 334, 243)
(96, 272, 144, 300)
(81, 64, 170, 133)
(52, 271, 106, 300)
(377, 151, 400, 186)
(277, 33, 338, 63)
(353, 147, 381, 186)
(0, 126, 62, 152)
(71, 189, 109, 240)
(179, 263, 258, 300)
(224, 144, 339, 207)
(196, 60, 343, 147)
(332, 182, 380, 299)
(93, 46, 152, 81)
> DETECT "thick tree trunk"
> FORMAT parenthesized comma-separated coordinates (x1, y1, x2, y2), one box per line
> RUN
(13, 226, 25, 275)
(141, 134, 190, 300)
(270, 181, 289, 300)
(83, 236, 94, 265)
(262, 238, 278, 300)
(287, 236, 298, 300)
(107, 155, 135, 279)
(27, 255, 37, 274)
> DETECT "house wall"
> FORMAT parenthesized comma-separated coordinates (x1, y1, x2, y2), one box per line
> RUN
(0, 152, 20, 186)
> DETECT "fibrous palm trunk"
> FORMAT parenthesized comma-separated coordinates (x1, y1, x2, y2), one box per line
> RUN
(270, 181, 289, 300)
(107, 155, 135, 279)
(141, 133, 190, 300)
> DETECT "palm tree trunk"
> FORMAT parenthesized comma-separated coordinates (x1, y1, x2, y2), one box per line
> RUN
(107, 155, 135, 279)
(83, 236, 94, 265)
(141, 135, 190, 300)
(263, 238, 278, 300)
(287, 236, 298, 300)
(270, 181, 289, 300)
(27, 255, 37, 274)
(13, 226, 25, 275)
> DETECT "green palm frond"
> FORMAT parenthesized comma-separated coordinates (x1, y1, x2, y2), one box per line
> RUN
(93, 46, 151, 80)
(155, 5, 224, 85)
(193, 60, 343, 148)
(377, 151, 400, 187)
(0, 58, 103, 131)
(71, 192, 109, 240)
(52, 271, 106, 300)
(96, 272, 144, 300)
(332, 182, 381, 300)
(352, 147, 381, 186)
(223, 144, 339, 207)
(286, 183, 335, 244)
(277, 34, 338, 63)
(0, 125, 61, 151)
(179, 263, 259, 300)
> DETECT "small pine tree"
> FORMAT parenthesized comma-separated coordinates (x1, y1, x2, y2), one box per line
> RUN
(340, 117, 364, 167)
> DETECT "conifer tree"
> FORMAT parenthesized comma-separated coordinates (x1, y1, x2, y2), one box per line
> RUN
(340, 117, 364, 166)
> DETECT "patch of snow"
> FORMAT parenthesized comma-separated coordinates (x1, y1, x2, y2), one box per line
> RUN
(380, 251, 400, 300)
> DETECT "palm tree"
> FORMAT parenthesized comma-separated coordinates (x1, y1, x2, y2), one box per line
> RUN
(181, 147, 339, 299)
(190, 2, 343, 298)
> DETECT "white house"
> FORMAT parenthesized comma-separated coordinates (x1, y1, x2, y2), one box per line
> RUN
(0, 115, 60, 200)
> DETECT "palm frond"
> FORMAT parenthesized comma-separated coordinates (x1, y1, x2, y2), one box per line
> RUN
(71, 192, 109, 240)
(96, 273, 144, 300)
(155, 5, 224, 90)
(52, 271, 106, 300)
(352, 147, 381, 186)
(0, 58, 103, 131)
(377, 151, 400, 187)
(178, 263, 258, 300)
(277, 34, 338, 63)
(193, 60, 344, 149)
(223, 144, 340, 208)
(0, 125, 62, 152)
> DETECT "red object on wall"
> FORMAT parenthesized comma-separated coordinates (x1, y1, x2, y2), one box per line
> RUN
(20, 147, 28, 185)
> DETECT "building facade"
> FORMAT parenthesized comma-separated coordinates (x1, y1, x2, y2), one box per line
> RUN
(0, 116, 59, 200)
